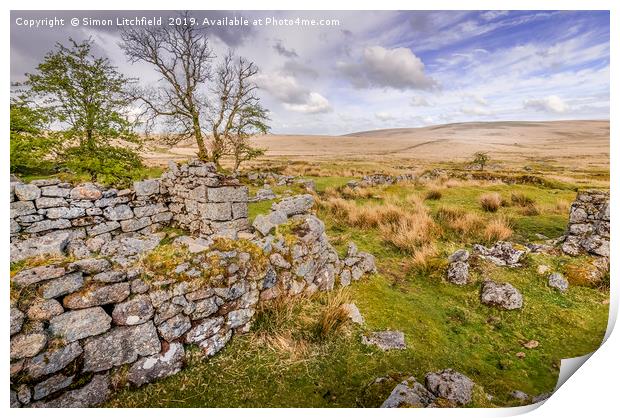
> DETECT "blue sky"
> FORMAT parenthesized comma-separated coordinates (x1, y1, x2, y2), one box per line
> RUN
(11, 10, 610, 134)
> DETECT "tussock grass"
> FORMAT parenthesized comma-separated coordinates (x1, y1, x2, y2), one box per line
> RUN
(425, 188, 443, 200)
(479, 193, 503, 212)
(483, 217, 513, 242)
(510, 192, 535, 207)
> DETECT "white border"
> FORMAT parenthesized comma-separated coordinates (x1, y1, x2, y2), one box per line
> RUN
(2, 1, 617, 417)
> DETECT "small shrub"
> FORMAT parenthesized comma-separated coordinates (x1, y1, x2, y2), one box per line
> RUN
(425, 189, 443, 200)
(483, 217, 513, 242)
(479, 193, 502, 212)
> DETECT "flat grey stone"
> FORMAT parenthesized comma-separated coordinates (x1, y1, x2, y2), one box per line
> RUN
(40, 272, 84, 299)
(49, 307, 112, 343)
(362, 331, 406, 350)
(25, 342, 83, 379)
(31, 374, 110, 408)
(127, 342, 185, 387)
(63, 282, 130, 309)
(83, 321, 161, 372)
(11, 333, 47, 360)
(12, 264, 65, 287)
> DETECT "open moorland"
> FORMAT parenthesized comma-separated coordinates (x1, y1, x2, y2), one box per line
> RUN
(99, 120, 609, 407)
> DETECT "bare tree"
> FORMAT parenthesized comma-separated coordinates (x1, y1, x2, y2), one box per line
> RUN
(210, 51, 269, 169)
(120, 13, 214, 161)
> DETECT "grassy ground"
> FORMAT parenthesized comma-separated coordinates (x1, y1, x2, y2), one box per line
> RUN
(106, 162, 609, 408)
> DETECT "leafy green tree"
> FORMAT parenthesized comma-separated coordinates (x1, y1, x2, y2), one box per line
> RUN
(472, 151, 490, 171)
(228, 103, 269, 171)
(10, 96, 58, 174)
(24, 38, 143, 184)
(27, 38, 137, 148)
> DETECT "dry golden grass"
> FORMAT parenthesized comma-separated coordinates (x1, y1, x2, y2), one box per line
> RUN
(510, 192, 535, 207)
(435, 206, 485, 238)
(554, 199, 570, 214)
(479, 193, 503, 212)
(425, 189, 443, 200)
(519, 204, 540, 216)
(407, 243, 440, 272)
(313, 289, 352, 341)
(340, 186, 380, 200)
(378, 211, 438, 253)
(483, 217, 513, 242)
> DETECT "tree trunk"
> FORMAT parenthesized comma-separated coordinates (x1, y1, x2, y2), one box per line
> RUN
(192, 114, 208, 161)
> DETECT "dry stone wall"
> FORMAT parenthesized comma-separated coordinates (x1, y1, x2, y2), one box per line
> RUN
(10, 164, 377, 408)
(562, 189, 610, 258)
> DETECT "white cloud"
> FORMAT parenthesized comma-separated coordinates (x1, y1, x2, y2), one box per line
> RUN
(338, 46, 436, 90)
(254, 73, 331, 114)
(375, 111, 395, 121)
(410, 96, 431, 106)
(284, 92, 331, 114)
(523, 95, 569, 113)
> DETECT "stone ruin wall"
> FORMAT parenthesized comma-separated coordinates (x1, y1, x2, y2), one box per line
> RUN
(10, 161, 376, 408)
(10, 160, 250, 262)
(561, 189, 610, 258)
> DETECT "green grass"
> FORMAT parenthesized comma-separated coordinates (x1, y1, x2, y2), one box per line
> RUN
(105, 168, 609, 408)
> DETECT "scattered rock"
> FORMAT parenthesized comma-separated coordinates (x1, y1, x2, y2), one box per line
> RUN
(381, 377, 436, 408)
(448, 249, 469, 263)
(362, 331, 406, 351)
(548, 272, 569, 292)
(473, 241, 525, 267)
(522, 340, 539, 349)
(424, 369, 474, 405)
(271, 194, 314, 216)
(252, 210, 288, 236)
(510, 390, 529, 401)
(447, 261, 469, 285)
(537, 264, 551, 275)
(343, 303, 364, 324)
(480, 280, 523, 310)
